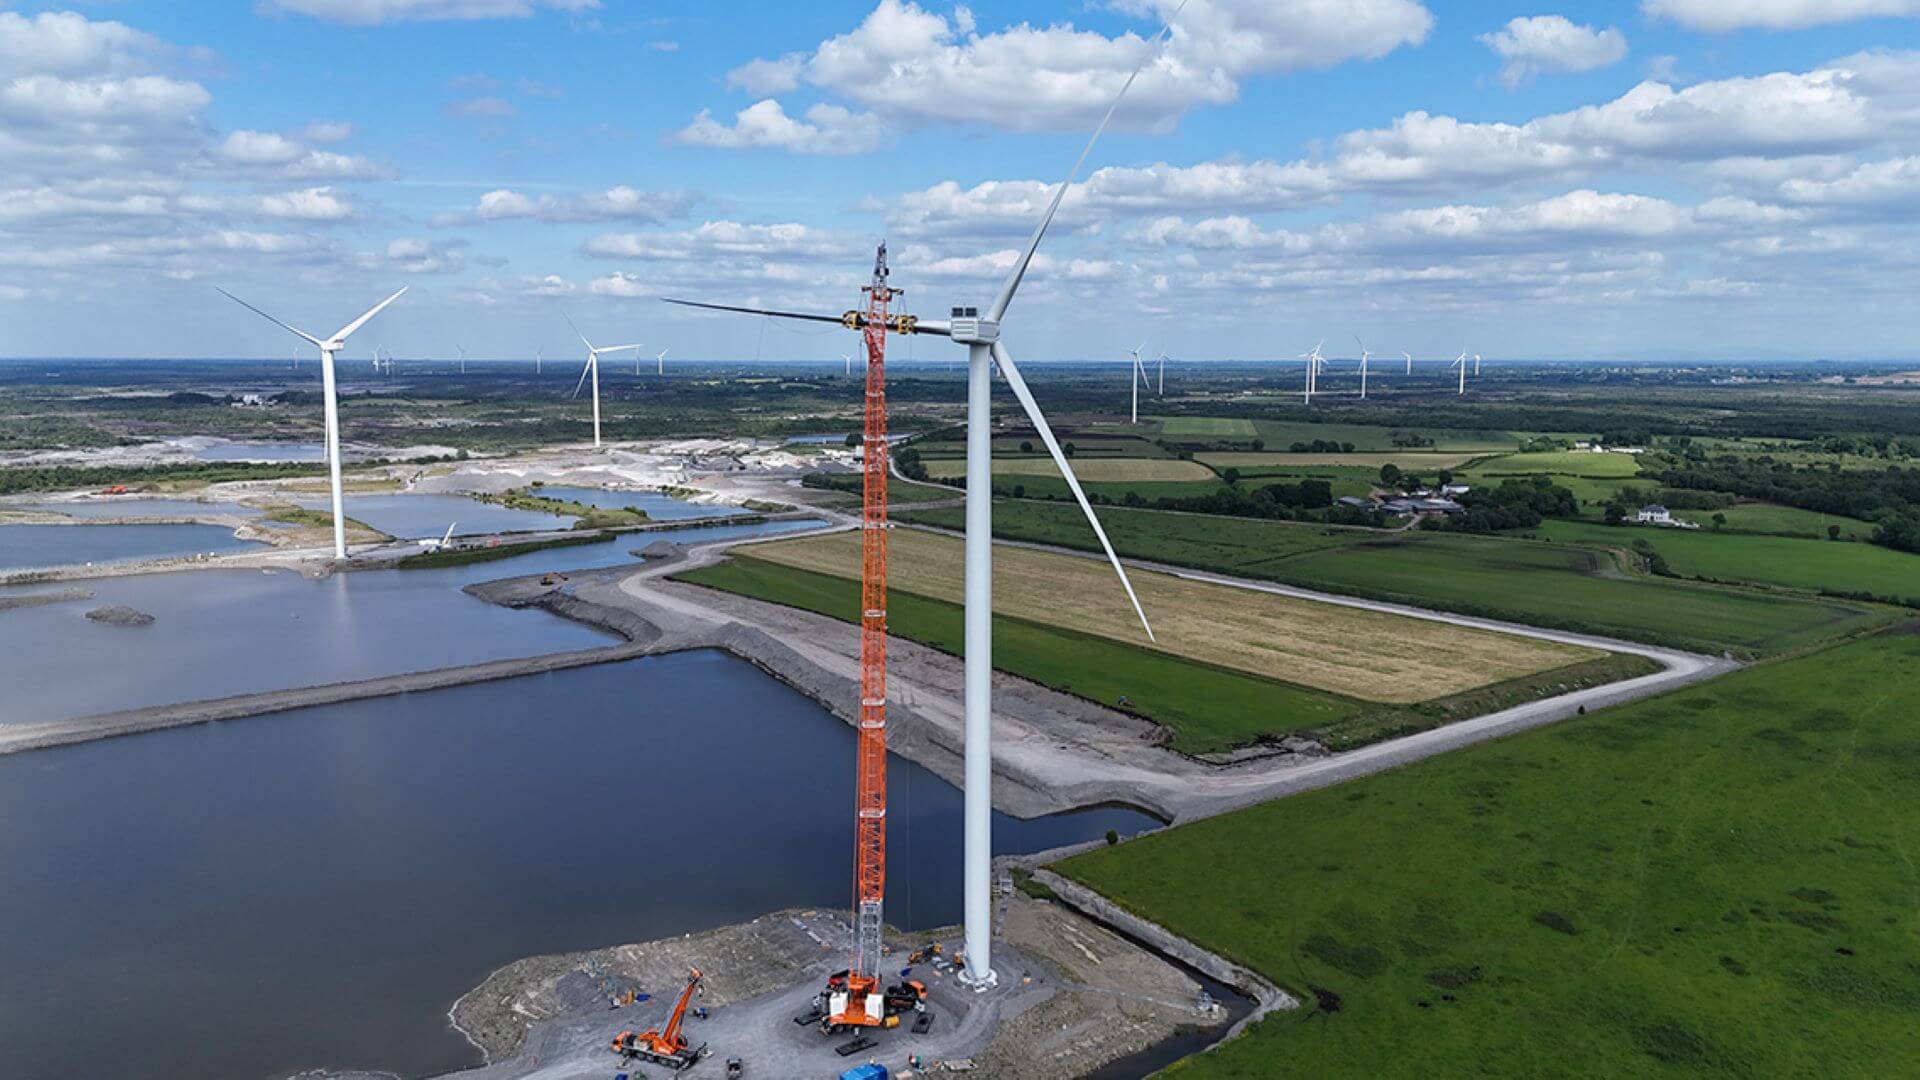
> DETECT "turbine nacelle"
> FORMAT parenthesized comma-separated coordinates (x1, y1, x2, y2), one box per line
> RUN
(947, 307, 999, 345)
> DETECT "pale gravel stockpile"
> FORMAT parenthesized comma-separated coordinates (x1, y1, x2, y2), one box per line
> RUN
(734, 529, 1601, 704)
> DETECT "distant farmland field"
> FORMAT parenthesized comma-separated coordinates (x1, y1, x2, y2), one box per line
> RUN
(1536, 520, 1920, 601)
(1478, 450, 1647, 478)
(921, 457, 1218, 483)
(1159, 417, 1257, 437)
(735, 528, 1599, 703)
(1200, 451, 1484, 472)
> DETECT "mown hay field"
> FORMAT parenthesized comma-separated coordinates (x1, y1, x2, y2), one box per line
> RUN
(736, 529, 1600, 704)
(1159, 417, 1257, 437)
(1198, 451, 1484, 472)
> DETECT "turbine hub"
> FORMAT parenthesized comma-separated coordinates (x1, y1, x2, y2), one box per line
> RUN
(947, 307, 998, 345)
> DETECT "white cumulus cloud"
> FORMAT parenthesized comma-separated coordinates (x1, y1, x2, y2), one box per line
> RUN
(676, 101, 880, 155)
(1479, 16, 1627, 88)
(1643, 0, 1920, 32)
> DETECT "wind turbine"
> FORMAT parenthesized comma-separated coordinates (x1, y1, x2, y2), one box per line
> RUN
(1474, 352, 1482, 376)
(455, 344, 467, 375)
(1128, 342, 1148, 424)
(535, 348, 543, 376)
(660, 3, 1176, 991)
(1156, 352, 1168, 396)
(1452, 351, 1469, 395)
(1354, 336, 1372, 400)
(656, 347, 669, 376)
(216, 286, 407, 560)
(561, 312, 641, 448)
(842, 351, 855, 377)
(1297, 340, 1325, 403)
(1403, 350, 1412, 375)
(633, 344, 648, 376)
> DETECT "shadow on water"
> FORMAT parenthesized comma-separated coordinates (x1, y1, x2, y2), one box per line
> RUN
(0, 651, 1157, 1080)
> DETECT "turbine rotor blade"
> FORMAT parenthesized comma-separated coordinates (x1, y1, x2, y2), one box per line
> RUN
(560, 310, 596, 353)
(662, 298, 846, 327)
(329, 286, 408, 343)
(215, 287, 323, 348)
(986, 2, 1189, 325)
(993, 340, 1154, 641)
(571, 357, 593, 398)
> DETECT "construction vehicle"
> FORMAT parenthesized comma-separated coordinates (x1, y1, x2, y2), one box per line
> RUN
(611, 967, 708, 1070)
(906, 943, 942, 965)
(726, 1057, 744, 1077)
(99, 485, 129, 495)
(819, 968, 926, 1034)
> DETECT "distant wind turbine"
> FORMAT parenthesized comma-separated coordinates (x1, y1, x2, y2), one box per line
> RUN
(535, 348, 543, 376)
(1156, 352, 1168, 396)
(656, 347, 670, 376)
(1474, 352, 1482, 376)
(1452, 351, 1469, 395)
(455, 344, 467, 375)
(216, 286, 407, 559)
(561, 312, 641, 448)
(1128, 342, 1148, 424)
(1297, 340, 1325, 403)
(1354, 336, 1372, 400)
(842, 352, 855, 377)
(1403, 350, 1412, 375)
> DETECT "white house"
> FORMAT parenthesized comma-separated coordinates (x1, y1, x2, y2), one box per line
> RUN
(1635, 505, 1674, 525)
(1441, 482, 1471, 496)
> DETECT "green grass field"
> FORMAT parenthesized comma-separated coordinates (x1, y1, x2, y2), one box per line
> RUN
(675, 555, 1359, 753)
(896, 501, 1894, 655)
(1477, 450, 1649, 478)
(983, 474, 1232, 503)
(1198, 452, 1485, 472)
(1249, 421, 1526, 453)
(1061, 629, 1920, 1078)
(922, 457, 1219, 483)
(1272, 533, 1889, 655)
(1711, 503, 1871, 540)
(1160, 417, 1257, 437)
(1535, 520, 1920, 603)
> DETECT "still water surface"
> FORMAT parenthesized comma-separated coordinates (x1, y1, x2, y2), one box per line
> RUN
(0, 653, 1158, 1080)
(0, 522, 261, 572)
(8, 498, 262, 520)
(295, 492, 577, 537)
(0, 518, 820, 722)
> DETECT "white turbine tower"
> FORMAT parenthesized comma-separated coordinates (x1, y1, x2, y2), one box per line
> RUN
(217, 286, 407, 560)
(661, 3, 1179, 989)
(1452, 351, 1469, 395)
(561, 313, 641, 448)
(455, 344, 467, 375)
(843, 352, 855, 377)
(1157, 352, 1168, 396)
(1297, 340, 1325, 403)
(1474, 352, 1482, 376)
(1354, 336, 1372, 400)
(1128, 342, 1148, 424)
(656, 347, 670, 376)
(1403, 350, 1412, 375)
(535, 348, 543, 376)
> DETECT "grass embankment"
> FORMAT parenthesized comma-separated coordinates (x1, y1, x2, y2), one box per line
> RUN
(262, 505, 386, 540)
(483, 488, 649, 530)
(1061, 629, 1920, 1077)
(1535, 520, 1920, 606)
(921, 457, 1219, 483)
(896, 501, 1895, 656)
(675, 555, 1357, 754)
(394, 531, 614, 569)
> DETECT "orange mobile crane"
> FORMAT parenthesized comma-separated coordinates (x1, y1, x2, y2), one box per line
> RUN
(612, 967, 708, 1070)
(820, 244, 927, 1035)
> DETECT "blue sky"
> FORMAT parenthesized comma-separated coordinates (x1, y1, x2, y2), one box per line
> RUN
(4, 0, 1920, 362)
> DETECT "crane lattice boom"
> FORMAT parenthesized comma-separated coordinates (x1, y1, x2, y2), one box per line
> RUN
(851, 244, 895, 990)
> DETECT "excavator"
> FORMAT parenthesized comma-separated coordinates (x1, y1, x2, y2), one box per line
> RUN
(612, 967, 709, 1070)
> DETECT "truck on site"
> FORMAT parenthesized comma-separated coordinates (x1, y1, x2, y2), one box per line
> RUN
(611, 967, 708, 1070)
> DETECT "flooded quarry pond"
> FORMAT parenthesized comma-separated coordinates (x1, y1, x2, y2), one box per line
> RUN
(0, 518, 819, 723)
(0, 652, 1157, 1080)
(294, 492, 577, 537)
(0, 522, 261, 571)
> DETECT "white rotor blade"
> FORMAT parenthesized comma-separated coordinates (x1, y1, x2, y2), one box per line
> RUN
(599, 343, 643, 353)
(571, 356, 594, 398)
(993, 340, 1154, 642)
(986, 2, 1188, 325)
(215, 288, 323, 348)
(560, 311, 595, 353)
(329, 286, 408, 343)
